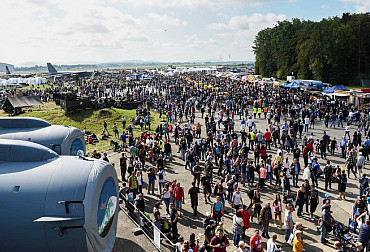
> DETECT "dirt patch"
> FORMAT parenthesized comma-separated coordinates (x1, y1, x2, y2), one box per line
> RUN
(98, 109, 112, 117)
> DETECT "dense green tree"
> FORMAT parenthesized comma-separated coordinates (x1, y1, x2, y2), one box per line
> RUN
(253, 13, 370, 85)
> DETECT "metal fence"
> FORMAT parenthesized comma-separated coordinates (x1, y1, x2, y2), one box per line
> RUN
(119, 193, 176, 252)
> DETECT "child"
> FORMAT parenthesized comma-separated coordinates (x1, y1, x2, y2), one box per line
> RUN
(334, 241, 343, 252)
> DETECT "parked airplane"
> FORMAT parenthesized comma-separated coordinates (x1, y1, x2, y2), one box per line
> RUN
(46, 62, 94, 78)
(4, 66, 34, 78)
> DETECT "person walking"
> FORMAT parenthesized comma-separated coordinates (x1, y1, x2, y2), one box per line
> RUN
(358, 152, 365, 177)
(249, 229, 263, 252)
(260, 203, 272, 239)
(290, 158, 301, 187)
(170, 203, 179, 242)
(272, 194, 283, 229)
(267, 234, 282, 252)
(293, 231, 304, 252)
(232, 210, 245, 246)
(119, 153, 127, 181)
(324, 160, 333, 190)
(284, 205, 294, 244)
(232, 186, 244, 211)
(250, 190, 262, 224)
(188, 182, 200, 216)
(309, 184, 319, 221)
(320, 204, 333, 244)
(337, 169, 347, 200)
(296, 184, 305, 217)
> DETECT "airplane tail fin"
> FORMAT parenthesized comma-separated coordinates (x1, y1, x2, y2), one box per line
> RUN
(5, 66, 11, 74)
(47, 62, 58, 74)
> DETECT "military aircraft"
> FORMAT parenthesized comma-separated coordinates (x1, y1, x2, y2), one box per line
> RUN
(4, 65, 34, 78)
(46, 62, 94, 78)
(0, 139, 118, 251)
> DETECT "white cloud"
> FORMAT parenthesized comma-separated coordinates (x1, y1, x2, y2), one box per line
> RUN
(0, 0, 293, 65)
(148, 13, 187, 26)
(120, 0, 295, 9)
(339, 0, 370, 12)
(207, 23, 229, 31)
(186, 34, 219, 48)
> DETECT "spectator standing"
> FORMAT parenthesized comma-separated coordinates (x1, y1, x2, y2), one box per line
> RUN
(210, 229, 230, 252)
(260, 203, 272, 239)
(249, 229, 263, 252)
(284, 205, 294, 244)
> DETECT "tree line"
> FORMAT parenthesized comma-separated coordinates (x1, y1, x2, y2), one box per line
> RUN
(253, 13, 370, 85)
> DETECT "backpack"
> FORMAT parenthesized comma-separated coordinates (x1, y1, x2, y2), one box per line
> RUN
(340, 174, 347, 184)
(215, 147, 220, 155)
(227, 180, 235, 191)
(158, 172, 164, 180)
(361, 179, 369, 190)
(161, 217, 170, 231)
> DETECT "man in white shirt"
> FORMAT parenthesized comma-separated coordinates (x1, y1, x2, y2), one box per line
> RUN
(358, 152, 365, 177)
(304, 116, 310, 132)
(217, 114, 222, 129)
(247, 117, 253, 130)
(267, 234, 281, 252)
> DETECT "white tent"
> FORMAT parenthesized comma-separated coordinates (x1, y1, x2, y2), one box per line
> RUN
(27, 77, 47, 85)
(0, 77, 47, 86)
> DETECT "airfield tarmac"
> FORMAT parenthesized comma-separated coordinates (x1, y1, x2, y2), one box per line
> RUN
(111, 110, 364, 252)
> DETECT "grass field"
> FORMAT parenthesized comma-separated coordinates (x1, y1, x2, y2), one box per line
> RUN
(346, 86, 363, 90)
(0, 102, 161, 154)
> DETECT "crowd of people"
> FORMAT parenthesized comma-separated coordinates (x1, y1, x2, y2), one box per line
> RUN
(6, 71, 370, 251)
(110, 72, 370, 252)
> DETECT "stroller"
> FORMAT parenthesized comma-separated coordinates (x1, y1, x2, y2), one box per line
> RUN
(333, 222, 357, 251)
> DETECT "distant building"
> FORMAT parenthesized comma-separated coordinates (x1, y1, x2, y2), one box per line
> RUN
(0, 63, 15, 73)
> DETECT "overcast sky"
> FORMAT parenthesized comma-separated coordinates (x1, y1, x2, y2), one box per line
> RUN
(0, 0, 368, 66)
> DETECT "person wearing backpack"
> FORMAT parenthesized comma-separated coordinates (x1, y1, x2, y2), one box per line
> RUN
(359, 173, 369, 198)
(158, 168, 166, 195)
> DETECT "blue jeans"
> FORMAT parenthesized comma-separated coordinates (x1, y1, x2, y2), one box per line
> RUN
(297, 198, 305, 215)
(292, 174, 299, 186)
(304, 124, 308, 132)
(285, 228, 291, 242)
(219, 195, 225, 205)
(345, 131, 350, 139)
(155, 220, 161, 229)
(338, 120, 343, 127)
(131, 188, 138, 199)
(163, 197, 170, 215)
(267, 172, 273, 184)
(262, 224, 269, 238)
(233, 233, 241, 246)
(190, 162, 195, 174)
(320, 224, 327, 242)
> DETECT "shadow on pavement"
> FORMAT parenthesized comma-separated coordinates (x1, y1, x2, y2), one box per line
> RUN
(115, 237, 147, 252)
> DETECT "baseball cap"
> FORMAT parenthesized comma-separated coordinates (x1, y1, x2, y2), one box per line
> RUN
(325, 193, 330, 197)
(206, 212, 211, 217)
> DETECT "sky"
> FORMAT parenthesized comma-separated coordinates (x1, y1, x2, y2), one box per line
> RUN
(0, 0, 369, 66)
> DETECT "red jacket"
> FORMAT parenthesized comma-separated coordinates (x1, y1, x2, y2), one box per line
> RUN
(238, 209, 250, 229)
